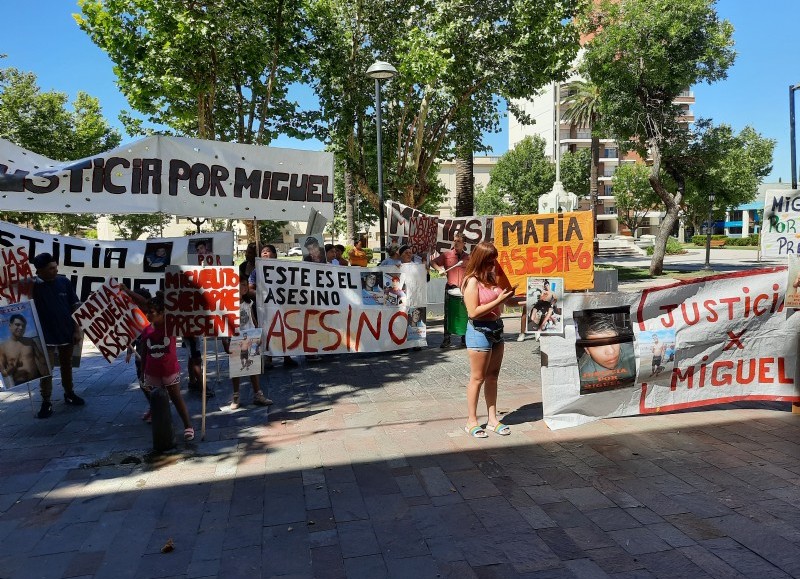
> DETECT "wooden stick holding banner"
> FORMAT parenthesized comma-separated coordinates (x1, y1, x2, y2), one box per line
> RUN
(443, 260, 464, 274)
(201, 337, 207, 439)
(254, 216, 260, 254)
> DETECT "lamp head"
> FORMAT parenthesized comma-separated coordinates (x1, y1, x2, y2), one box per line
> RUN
(366, 61, 398, 80)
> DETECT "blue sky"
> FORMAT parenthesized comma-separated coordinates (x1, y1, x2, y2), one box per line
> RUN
(3, 0, 797, 182)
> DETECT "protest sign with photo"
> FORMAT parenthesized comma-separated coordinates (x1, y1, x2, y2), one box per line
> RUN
(574, 306, 637, 395)
(541, 268, 800, 429)
(493, 211, 594, 292)
(0, 135, 334, 220)
(0, 220, 233, 301)
(295, 234, 327, 263)
(228, 327, 263, 378)
(0, 301, 50, 389)
(254, 260, 428, 355)
(526, 277, 563, 335)
(72, 279, 149, 363)
(761, 188, 800, 256)
(164, 266, 240, 337)
(786, 254, 800, 309)
(0, 245, 33, 305)
(407, 307, 427, 342)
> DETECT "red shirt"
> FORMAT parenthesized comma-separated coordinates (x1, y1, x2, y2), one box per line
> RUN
(141, 325, 180, 378)
(433, 248, 469, 287)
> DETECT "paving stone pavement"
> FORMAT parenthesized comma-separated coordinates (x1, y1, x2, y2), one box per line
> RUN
(1, 312, 799, 579)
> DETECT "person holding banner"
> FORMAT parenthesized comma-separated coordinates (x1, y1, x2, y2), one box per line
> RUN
(461, 242, 516, 438)
(379, 244, 402, 266)
(432, 233, 469, 348)
(238, 242, 258, 281)
(31, 253, 85, 419)
(348, 236, 369, 267)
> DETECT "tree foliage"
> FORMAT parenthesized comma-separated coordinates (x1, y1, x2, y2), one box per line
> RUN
(612, 163, 659, 237)
(560, 148, 591, 198)
(485, 136, 555, 215)
(561, 79, 601, 201)
(582, 0, 736, 274)
(0, 65, 121, 233)
(110, 213, 172, 240)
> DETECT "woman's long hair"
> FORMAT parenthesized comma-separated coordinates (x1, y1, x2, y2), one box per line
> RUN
(462, 241, 498, 290)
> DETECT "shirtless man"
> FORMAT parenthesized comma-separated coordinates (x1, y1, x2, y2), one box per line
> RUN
(0, 314, 48, 386)
(650, 335, 667, 376)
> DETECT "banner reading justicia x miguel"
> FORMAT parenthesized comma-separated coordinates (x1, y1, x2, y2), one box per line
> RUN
(254, 259, 428, 355)
(541, 267, 800, 430)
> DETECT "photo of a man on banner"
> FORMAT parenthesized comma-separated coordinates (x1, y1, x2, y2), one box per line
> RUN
(0, 302, 50, 389)
(574, 307, 637, 395)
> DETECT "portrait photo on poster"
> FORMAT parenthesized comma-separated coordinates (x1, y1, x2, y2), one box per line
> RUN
(228, 327, 263, 378)
(526, 277, 563, 335)
(786, 254, 800, 310)
(638, 329, 677, 383)
(382, 273, 407, 306)
(407, 307, 426, 341)
(574, 306, 637, 395)
(0, 302, 50, 389)
(297, 233, 327, 264)
(143, 241, 174, 273)
(361, 271, 385, 305)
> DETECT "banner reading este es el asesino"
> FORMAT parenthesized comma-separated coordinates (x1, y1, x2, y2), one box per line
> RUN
(493, 211, 594, 292)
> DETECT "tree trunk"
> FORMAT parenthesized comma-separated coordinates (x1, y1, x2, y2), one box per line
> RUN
(345, 169, 356, 241)
(455, 152, 474, 217)
(649, 204, 680, 275)
(244, 220, 256, 244)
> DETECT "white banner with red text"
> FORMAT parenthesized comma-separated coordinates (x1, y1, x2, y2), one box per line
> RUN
(541, 268, 800, 429)
(0, 136, 334, 220)
(0, 220, 233, 302)
(254, 260, 428, 355)
(164, 266, 240, 338)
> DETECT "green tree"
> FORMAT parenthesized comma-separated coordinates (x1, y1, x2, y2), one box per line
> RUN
(77, 0, 311, 243)
(485, 136, 555, 214)
(560, 148, 591, 198)
(0, 65, 121, 233)
(308, 0, 581, 219)
(474, 183, 511, 216)
(582, 0, 735, 274)
(612, 163, 660, 237)
(561, 79, 601, 204)
(110, 213, 172, 240)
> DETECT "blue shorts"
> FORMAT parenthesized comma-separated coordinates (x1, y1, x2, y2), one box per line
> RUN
(465, 320, 503, 352)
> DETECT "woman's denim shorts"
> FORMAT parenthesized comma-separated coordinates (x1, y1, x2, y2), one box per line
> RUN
(465, 320, 503, 352)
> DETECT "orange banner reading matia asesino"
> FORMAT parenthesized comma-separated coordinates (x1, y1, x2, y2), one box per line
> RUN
(493, 211, 594, 292)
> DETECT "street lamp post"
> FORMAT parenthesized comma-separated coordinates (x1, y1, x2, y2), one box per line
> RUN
(791, 83, 800, 190)
(366, 60, 398, 260)
(704, 192, 715, 270)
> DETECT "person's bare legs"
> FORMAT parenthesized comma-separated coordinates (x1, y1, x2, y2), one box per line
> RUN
(483, 343, 505, 427)
(466, 349, 492, 427)
(166, 382, 192, 429)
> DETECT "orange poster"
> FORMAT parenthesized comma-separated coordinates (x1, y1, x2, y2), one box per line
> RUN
(493, 211, 594, 292)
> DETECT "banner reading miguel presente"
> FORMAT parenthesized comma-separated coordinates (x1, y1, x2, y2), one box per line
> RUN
(0, 136, 334, 221)
(254, 260, 428, 355)
(494, 211, 594, 292)
(0, 220, 233, 301)
(541, 268, 800, 430)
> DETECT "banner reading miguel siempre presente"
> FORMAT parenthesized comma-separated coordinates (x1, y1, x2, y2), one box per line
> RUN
(761, 188, 800, 256)
(164, 266, 240, 337)
(0, 220, 233, 301)
(386, 201, 493, 255)
(0, 136, 334, 220)
(541, 268, 800, 430)
(493, 211, 594, 292)
(254, 259, 428, 355)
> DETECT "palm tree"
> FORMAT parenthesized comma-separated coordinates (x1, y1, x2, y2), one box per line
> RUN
(561, 79, 601, 252)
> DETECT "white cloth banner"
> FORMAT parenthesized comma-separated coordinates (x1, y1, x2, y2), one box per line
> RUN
(164, 266, 240, 337)
(255, 260, 428, 355)
(542, 268, 800, 429)
(0, 135, 334, 220)
(761, 188, 800, 256)
(0, 220, 233, 301)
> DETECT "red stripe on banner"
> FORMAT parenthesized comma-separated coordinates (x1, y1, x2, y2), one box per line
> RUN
(638, 382, 800, 413)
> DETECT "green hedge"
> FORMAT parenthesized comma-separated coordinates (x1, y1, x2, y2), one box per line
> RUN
(690, 234, 759, 247)
(646, 236, 685, 255)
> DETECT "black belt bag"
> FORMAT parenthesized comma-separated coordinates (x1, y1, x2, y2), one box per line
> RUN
(470, 318, 504, 344)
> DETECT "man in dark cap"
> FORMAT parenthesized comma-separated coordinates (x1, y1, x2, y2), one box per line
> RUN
(31, 253, 84, 418)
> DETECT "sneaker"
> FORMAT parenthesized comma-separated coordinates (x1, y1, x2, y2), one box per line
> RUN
(283, 357, 298, 367)
(456, 340, 466, 348)
(252, 392, 273, 406)
(64, 392, 85, 405)
(37, 401, 53, 419)
(230, 394, 240, 410)
(516, 333, 526, 342)
(440, 337, 452, 348)
(183, 427, 195, 441)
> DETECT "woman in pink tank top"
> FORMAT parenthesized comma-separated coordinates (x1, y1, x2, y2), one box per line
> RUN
(460, 242, 516, 438)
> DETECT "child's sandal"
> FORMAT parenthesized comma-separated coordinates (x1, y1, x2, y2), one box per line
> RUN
(183, 427, 195, 441)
